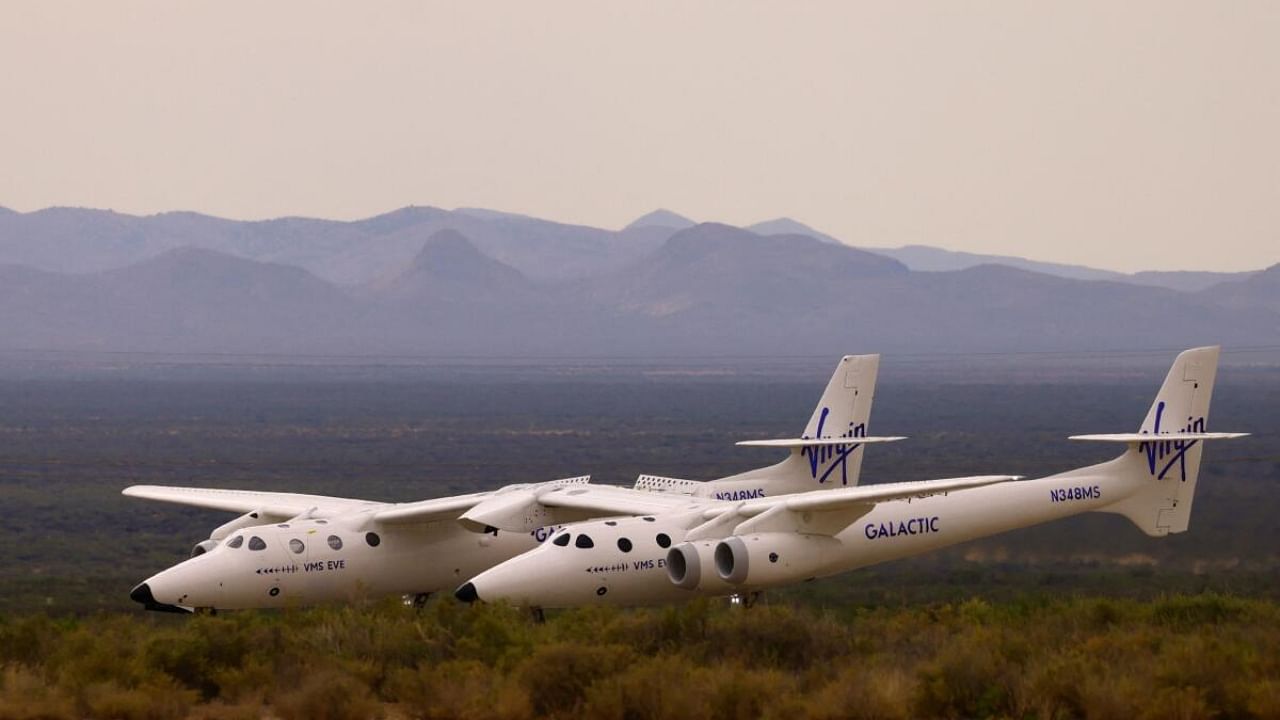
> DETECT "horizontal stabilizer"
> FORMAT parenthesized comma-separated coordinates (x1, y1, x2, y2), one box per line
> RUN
(1069, 432, 1248, 443)
(736, 436, 906, 448)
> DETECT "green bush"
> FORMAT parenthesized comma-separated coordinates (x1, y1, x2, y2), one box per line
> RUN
(0, 592, 1276, 718)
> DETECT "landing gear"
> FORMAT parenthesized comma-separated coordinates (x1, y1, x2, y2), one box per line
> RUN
(193, 607, 218, 616)
(403, 593, 431, 610)
(728, 592, 761, 609)
(529, 606, 546, 624)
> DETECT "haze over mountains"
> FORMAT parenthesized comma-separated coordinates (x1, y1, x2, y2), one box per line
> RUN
(0, 205, 1275, 357)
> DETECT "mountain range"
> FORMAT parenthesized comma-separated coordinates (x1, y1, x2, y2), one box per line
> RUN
(0, 205, 1275, 357)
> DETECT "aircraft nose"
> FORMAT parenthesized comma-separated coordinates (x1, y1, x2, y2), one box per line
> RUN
(454, 582, 480, 604)
(130, 582, 155, 605)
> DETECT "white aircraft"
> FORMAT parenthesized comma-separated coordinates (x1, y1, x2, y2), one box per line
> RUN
(125, 354, 897, 612)
(457, 346, 1246, 608)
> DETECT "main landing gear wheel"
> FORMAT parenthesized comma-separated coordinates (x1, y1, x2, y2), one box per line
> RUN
(403, 593, 431, 610)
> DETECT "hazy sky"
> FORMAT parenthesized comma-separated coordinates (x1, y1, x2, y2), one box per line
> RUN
(2, 2, 1277, 272)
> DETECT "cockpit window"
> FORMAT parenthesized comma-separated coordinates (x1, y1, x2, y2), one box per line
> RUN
(289, 539, 305, 554)
(553, 533, 571, 547)
(327, 535, 343, 551)
(656, 533, 671, 549)
(617, 538, 632, 553)
(248, 536, 266, 551)
(575, 534, 595, 549)
(226, 535, 244, 549)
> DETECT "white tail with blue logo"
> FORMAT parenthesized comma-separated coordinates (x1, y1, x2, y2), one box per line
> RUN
(1068, 346, 1247, 535)
(690, 354, 903, 501)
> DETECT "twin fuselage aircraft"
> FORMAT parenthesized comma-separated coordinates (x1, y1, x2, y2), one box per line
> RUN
(126, 348, 1244, 614)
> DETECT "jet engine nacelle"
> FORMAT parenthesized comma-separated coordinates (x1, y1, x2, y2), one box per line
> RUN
(714, 533, 841, 589)
(210, 511, 267, 542)
(190, 539, 218, 557)
(666, 540, 736, 594)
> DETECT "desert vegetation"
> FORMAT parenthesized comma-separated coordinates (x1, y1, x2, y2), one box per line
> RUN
(1, 593, 1278, 719)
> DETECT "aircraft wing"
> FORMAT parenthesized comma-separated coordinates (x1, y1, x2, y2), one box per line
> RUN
(476, 475, 1017, 535)
(122, 485, 383, 519)
(767, 474, 1018, 513)
(685, 474, 1019, 536)
(536, 483, 706, 517)
(373, 492, 496, 524)
(374, 475, 594, 525)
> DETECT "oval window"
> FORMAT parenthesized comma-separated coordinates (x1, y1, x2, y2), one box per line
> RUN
(617, 538, 632, 553)
(656, 533, 671, 549)
(226, 535, 244, 549)
(365, 532, 381, 547)
(327, 535, 343, 551)
(289, 539, 305, 554)
(553, 533, 572, 547)
(248, 536, 266, 551)
(575, 534, 595, 549)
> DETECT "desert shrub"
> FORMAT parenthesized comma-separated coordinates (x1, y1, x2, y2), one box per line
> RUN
(1075, 672, 1148, 720)
(580, 655, 798, 720)
(388, 658, 530, 720)
(181, 697, 267, 720)
(270, 667, 381, 720)
(515, 642, 637, 716)
(803, 662, 916, 720)
(0, 665, 75, 720)
(699, 663, 799, 720)
(79, 677, 196, 720)
(0, 616, 59, 667)
(913, 625, 1020, 718)
(1140, 685, 1213, 720)
(579, 655, 715, 720)
(1149, 593, 1246, 629)
(1247, 679, 1280, 718)
(141, 617, 253, 699)
(706, 605, 848, 670)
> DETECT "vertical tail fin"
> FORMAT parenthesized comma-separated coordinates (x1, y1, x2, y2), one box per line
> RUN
(698, 354, 887, 499)
(1071, 346, 1247, 535)
(798, 353, 881, 486)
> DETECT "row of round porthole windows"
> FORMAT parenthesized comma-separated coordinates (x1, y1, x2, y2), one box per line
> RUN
(552, 531, 670, 551)
(224, 532, 382, 553)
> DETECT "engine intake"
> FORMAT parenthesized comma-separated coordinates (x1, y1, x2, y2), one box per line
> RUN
(714, 533, 841, 589)
(190, 539, 217, 557)
(667, 540, 745, 593)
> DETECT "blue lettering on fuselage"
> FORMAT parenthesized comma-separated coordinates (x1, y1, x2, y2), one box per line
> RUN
(532, 525, 565, 543)
(1138, 401, 1206, 482)
(802, 407, 867, 486)
(1049, 485, 1102, 503)
(863, 516, 940, 540)
(714, 488, 766, 500)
